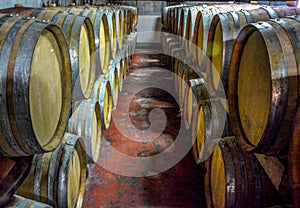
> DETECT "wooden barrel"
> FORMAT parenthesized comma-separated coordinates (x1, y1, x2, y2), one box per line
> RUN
(182, 68, 200, 129)
(114, 9, 124, 50)
(68, 99, 101, 163)
(130, 6, 138, 29)
(190, 79, 228, 163)
(184, 7, 199, 59)
(6, 195, 52, 207)
(124, 54, 129, 80)
(121, 7, 129, 35)
(177, 62, 185, 105)
(169, 42, 183, 72)
(205, 137, 282, 208)
(172, 51, 183, 92)
(194, 98, 228, 162)
(174, 6, 183, 35)
(33, 10, 96, 100)
(17, 133, 87, 208)
(121, 45, 129, 79)
(178, 7, 190, 47)
(192, 4, 249, 70)
(173, 6, 183, 34)
(0, 15, 71, 157)
(167, 6, 175, 33)
(105, 10, 118, 59)
(192, 8, 216, 69)
(205, 6, 277, 96)
(179, 64, 198, 109)
(162, 6, 171, 30)
(65, 7, 111, 74)
(0, 156, 33, 207)
(166, 6, 173, 32)
(0, 6, 36, 16)
(184, 77, 205, 133)
(93, 75, 113, 130)
(189, 78, 207, 163)
(0, 7, 97, 100)
(125, 7, 132, 33)
(115, 58, 124, 92)
(228, 17, 300, 155)
(105, 65, 119, 108)
(272, 6, 300, 18)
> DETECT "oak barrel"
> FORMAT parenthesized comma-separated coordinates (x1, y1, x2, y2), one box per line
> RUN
(205, 6, 277, 96)
(105, 10, 118, 59)
(184, 7, 199, 59)
(0, 15, 72, 157)
(205, 137, 281, 208)
(185, 78, 204, 133)
(65, 7, 111, 74)
(190, 81, 228, 163)
(114, 9, 124, 50)
(33, 9, 96, 100)
(0, 7, 97, 100)
(192, 4, 239, 68)
(93, 75, 113, 130)
(68, 99, 102, 163)
(178, 7, 190, 46)
(105, 64, 119, 108)
(17, 133, 87, 208)
(115, 58, 124, 92)
(228, 17, 300, 155)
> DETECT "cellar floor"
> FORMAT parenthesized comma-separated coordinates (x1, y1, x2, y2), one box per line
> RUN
(82, 48, 206, 207)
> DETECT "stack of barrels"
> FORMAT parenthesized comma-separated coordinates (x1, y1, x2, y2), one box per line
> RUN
(161, 2, 300, 207)
(0, 3, 138, 208)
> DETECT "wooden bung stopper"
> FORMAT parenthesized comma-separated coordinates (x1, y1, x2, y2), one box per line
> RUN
(286, 1, 297, 7)
(14, 3, 23, 8)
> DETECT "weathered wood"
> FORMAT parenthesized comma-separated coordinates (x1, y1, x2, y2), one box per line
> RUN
(190, 79, 228, 163)
(105, 65, 119, 108)
(115, 58, 124, 92)
(65, 7, 111, 74)
(104, 10, 117, 59)
(0, 15, 71, 157)
(17, 133, 86, 208)
(68, 99, 102, 163)
(206, 6, 277, 97)
(205, 137, 282, 208)
(228, 17, 300, 156)
(93, 75, 113, 130)
(0, 7, 97, 100)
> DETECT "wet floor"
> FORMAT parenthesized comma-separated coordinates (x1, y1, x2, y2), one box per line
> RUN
(83, 48, 206, 208)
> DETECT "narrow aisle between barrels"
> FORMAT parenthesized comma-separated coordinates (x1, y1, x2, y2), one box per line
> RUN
(83, 48, 206, 207)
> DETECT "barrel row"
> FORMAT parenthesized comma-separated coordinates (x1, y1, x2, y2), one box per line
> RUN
(0, 4, 138, 96)
(0, 4, 137, 157)
(162, 3, 300, 207)
(162, 4, 300, 156)
(0, 4, 137, 207)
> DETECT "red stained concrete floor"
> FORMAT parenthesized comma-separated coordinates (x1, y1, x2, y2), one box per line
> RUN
(82, 48, 206, 207)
